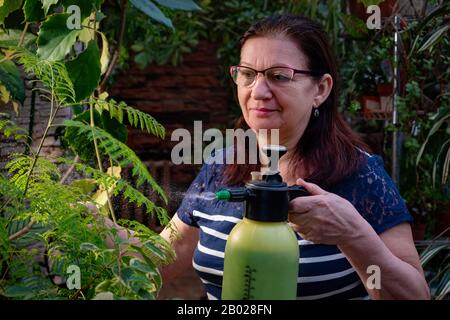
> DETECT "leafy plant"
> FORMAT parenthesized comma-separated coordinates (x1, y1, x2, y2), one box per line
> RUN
(0, 0, 200, 300)
(418, 232, 450, 300)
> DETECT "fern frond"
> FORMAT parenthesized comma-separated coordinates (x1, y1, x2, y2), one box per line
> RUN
(95, 99, 165, 139)
(60, 159, 170, 226)
(5, 154, 60, 192)
(0, 119, 29, 141)
(14, 49, 76, 106)
(62, 120, 168, 204)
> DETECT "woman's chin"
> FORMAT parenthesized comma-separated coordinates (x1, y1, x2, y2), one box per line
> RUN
(248, 119, 281, 131)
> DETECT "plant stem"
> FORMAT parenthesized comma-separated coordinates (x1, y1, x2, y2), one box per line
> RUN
(9, 71, 61, 241)
(59, 155, 80, 184)
(89, 103, 117, 224)
(18, 23, 30, 47)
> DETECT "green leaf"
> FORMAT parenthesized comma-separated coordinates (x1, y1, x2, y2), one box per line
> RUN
(0, 29, 36, 48)
(65, 40, 101, 101)
(130, 0, 173, 29)
(41, 0, 59, 15)
(24, 0, 44, 22)
(341, 14, 368, 38)
(409, 4, 450, 56)
(70, 178, 96, 194)
(99, 32, 109, 75)
(129, 258, 155, 274)
(37, 13, 82, 61)
(0, 55, 25, 103)
(142, 240, 165, 260)
(420, 244, 448, 267)
(418, 24, 450, 53)
(416, 109, 450, 166)
(415, 4, 450, 35)
(63, 120, 167, 204)
(80, 242, 99, 251)
(61, 0, 104, 20)
(153, 0, 201, 11)
(3, 284, 31, 298)
(92, 292, 114, 300)
(63, 109, 127, 162)
(15, 49, 76, 105)
(0, 0, 23, 24)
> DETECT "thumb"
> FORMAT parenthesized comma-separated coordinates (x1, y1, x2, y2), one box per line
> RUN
(296, 178, 328, 196)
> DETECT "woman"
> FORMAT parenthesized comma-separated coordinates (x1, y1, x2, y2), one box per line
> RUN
(112, 14, 430, 300)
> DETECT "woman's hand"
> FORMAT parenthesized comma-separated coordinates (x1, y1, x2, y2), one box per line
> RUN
(288, 178, 368, 245)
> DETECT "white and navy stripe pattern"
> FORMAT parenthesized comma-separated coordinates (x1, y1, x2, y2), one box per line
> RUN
(176, 151, 413, 300)
(183, 207, 369, 300)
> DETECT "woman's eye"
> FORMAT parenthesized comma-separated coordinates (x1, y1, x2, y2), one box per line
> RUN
(269, 72, 290, 82)
(240, 71, 254, 79)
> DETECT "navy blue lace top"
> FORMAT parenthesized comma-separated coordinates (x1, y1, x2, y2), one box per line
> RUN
(176, 149, 413, 300)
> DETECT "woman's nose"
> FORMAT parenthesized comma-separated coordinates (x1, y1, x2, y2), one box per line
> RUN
(251, 75, 273, 100)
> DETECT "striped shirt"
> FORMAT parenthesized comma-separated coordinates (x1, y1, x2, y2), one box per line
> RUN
(177, 150, 413, 300)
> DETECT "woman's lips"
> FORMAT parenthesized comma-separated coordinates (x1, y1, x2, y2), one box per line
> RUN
(250, 108, 278, 117)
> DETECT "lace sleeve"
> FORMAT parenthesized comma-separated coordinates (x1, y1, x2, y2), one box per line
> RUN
(333, 155, 413, 234)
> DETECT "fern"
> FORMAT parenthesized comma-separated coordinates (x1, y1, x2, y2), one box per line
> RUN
(0, 119, 28, 141)
(95, 98, 165, 139)
(61, 159, 170, 226)
(14, 49, 76, 106)
(5, 154, 60, 192)
(62, 120, 168, 204)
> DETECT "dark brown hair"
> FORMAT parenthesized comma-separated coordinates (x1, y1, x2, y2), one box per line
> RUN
(223, 14, 369, 188)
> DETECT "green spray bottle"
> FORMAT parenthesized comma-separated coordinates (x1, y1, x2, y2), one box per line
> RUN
(216, 145, 309, 300)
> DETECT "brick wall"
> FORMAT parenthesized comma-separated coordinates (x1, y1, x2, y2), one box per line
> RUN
(110, 40, 231, 220)
(1, 41, 231, 225)
(1, 76, 71, 170)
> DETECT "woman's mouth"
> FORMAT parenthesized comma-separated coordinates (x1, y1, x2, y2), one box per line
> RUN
(250, 108, 278, 117)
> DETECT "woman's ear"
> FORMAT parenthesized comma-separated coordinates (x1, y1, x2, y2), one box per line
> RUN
(313, 73, 333, 107)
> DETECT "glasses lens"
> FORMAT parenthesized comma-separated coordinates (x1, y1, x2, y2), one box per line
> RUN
(233, 67, 256, 87)
(266, 68, 293, 85)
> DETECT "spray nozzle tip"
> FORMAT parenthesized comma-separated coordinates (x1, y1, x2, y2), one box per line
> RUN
(216, 190, 231, 201)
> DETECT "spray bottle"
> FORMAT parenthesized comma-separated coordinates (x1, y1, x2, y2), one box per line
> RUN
(215, 145, 309, 300)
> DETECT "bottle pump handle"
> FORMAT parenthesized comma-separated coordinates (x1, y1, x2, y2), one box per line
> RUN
(261, 145, 287, 174)
(288, 185, 309, 200)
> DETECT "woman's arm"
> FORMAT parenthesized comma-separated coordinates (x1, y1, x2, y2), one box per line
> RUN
(93, 209, 199, 284)
(159, 214, 199, 283)
(288, 178, 430, 300)
(338, 221, 430, 300)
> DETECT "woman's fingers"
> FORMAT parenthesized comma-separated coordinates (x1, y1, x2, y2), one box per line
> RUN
(296, 178, 328, 196)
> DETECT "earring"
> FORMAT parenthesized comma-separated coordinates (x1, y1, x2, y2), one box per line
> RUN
(313, 107, 320, 118)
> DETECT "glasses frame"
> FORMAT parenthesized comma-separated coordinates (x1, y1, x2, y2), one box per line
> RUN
(229, 65, 323, 87)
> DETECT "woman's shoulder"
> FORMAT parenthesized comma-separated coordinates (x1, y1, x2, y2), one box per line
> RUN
(340, 150, 390, 186)
(331, 150, 413, 233)
(198, 146, 233, 190)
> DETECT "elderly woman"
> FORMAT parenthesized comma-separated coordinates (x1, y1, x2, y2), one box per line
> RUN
(110, 14, 430, 300)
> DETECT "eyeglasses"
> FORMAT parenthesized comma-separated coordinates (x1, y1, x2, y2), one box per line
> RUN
(230, 65, 323, 88)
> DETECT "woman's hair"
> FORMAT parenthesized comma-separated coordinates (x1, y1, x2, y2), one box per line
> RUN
(223, 14, 369, 188)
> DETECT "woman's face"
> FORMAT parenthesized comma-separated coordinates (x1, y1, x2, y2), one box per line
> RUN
(237, 36, 332, 147)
